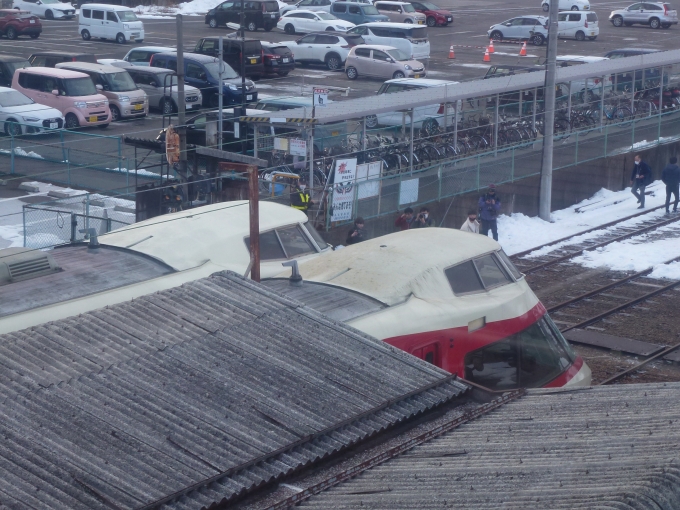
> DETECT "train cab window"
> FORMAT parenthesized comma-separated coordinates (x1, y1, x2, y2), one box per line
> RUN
(249, 230, 286, 260)
(445, 253, 513, 295)
(445, 260, 484, 294)
(245, 224, 317, 261)
(473, 254, 511, 289)
(497, 249, 522, 280)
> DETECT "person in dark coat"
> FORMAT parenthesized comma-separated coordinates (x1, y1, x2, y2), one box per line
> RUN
(411, 207, 433, 228)
(630, 154, 653, 209)
(478, 184, 501, 241)
(662, 156, 680, 214)
(346, 217, 366, 245)
(395, 208, 414, 231)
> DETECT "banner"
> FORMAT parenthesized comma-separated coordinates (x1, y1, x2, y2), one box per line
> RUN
(289, 139, 307, 156)
(330, 158, 357, 222)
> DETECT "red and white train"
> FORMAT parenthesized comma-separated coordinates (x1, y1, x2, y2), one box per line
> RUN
(269, 228, 591, 390)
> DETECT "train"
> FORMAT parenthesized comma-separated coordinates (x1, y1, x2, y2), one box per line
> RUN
(267, 228, 591, 390)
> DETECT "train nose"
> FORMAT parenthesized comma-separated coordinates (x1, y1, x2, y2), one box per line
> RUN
(563, 357, 592, 387)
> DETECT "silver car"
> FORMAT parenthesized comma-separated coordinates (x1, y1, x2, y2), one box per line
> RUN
(345, 44, 425, 80)
(609, 2, 678, 28)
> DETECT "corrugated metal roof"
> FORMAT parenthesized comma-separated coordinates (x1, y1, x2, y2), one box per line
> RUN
(0, 271, 467, 510)
(298, 383, 680, 510)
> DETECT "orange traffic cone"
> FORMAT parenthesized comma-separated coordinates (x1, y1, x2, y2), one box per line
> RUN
(448, 45, 455, 59)
(488, 39, 494, 53)
(519, 41, 527, 56)
(483, 49, 490, 62)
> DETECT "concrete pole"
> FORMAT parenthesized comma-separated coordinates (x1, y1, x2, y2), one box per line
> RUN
(538, 0, 559, 221)
(218, 36, 223, 149)
(176, 14, 187, 181)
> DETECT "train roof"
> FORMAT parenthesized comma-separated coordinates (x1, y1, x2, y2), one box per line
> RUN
(282, 228, 501, 306)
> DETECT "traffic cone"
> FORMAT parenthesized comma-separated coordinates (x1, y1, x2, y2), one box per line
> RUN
(483, 49, 490, 62)
(448, 45, 455, 59)
(519, 41, 527, 56)
(488, 39, 494, 53)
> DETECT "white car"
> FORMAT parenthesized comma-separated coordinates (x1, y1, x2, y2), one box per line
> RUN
(277, 10, 355, 34)
(12, 0, 75, 19)
(281, 0, 334, 15)
(488, 15, 548, 46)
(542, 0, 590, 11)
(280, 32, 363, 69)
(555, 55, 613, 99)
(0, 86, 64, 136)
(557, 10, 598, 40)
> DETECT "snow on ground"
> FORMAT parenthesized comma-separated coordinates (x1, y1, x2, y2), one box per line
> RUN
(132, 0, 287, 18)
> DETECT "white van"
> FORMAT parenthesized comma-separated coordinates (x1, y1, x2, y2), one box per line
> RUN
(79, 4, 144, 45)
(557, 11, 599, 40)
(345, 22, 430, 59)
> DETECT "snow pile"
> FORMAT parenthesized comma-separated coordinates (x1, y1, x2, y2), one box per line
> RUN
(107, 167, 162, 178)
(0, 147, 44, 159)
(0, 225, 24, 248)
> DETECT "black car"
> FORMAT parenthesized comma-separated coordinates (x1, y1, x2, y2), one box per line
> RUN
(205, 0, 280, 32)
(194, 37, 264, 80)
(28, 51, 97, 67)
(604, 48, 663, 91)
(0, 54, 30, 87)
(262, 41, 294, 77)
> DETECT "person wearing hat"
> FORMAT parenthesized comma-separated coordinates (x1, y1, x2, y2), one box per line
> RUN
(477, 184, 501, 241)
(290, 179, 313, 213)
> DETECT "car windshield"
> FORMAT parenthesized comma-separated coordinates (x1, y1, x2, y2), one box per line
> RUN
(102, 71, 137, 92)
(5, 61, 30, 76)
(63, 77, 97, 96)
(362, 5, 379, 14)
(317, 12, 338, 19)
(204, 60, 239, 79)
(0, 90, 33, 107)
(40, 0, 63, 4)
(419, 2, 440, 9)
(267, 46, 291, 55)
(116, 10, 138, 21)
(402, 3, 416, 11)
(386, 48, 410, 61)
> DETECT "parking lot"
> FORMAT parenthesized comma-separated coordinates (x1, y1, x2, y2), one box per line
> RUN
(2, 0, 680, 173)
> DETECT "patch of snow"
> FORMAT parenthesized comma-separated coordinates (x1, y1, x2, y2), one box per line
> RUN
(0, 147, 44, 159)
(107, 167, 162, 179)
(131, 0, 286, 18)
(649, 260, 680, 280)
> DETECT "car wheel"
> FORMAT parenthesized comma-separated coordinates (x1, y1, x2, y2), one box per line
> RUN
(45, 9, 54, 19)
(531, 33, 544, 45)
(392, 70, 405, 79)
(490, 30, 503, 41)
(346, 66, 358, 80)
(650, 17, 660, 28)
(277, 71, 289, 76)
(404, 18, 413, 23)
(110, 105, 121, 122)
(612, 15, 623, 27)
(575, 30, 585, 41)
(542, 2, 549, 11)
(6, 26, 17, 40)
(161, 98, 176, 115)
(116, 32, 126, 44)
(365, 114, 378, 128)
(137, 39, 144, 43)
(4, 119, 21, 137)
(264, 24, 273, 31)
(325, 26, 335, 31)
(426, 16, 436, 27)
(325, 53, 341, 71)
(247, 21, 257, 31)
(65, 113, 79, 130)
(570, 5, 579, 10)
(81, 29, 90, 40)
(30, 33, 39, 38)
(284, 23, 295, 34)
(208, 17, 218, 28)
(588, 35, 597, 40)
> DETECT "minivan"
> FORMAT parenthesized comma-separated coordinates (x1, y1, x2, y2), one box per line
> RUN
(122, 46, 176, 66)
(12, 67, 111, 129)
(79, 4, 144, 44)
(205, 0, 280, 31)
(0, 54, 30, 88)
(149, 52, 257, 108)
(373, 1, 426, 24)
(55, 62, 148, 121)
(193, 37, 265, 81)
(330, 2, 389, 24)
(119, 65, 202, 113)
(557, 11, 599, 40)
(28, 52, 96, 67)
(345, 22, 430, 59)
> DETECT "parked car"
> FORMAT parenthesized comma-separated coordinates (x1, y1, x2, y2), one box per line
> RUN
(488, 15, 548, 45)
(346, 22, 430, 59)
(79, 4, 144, 44)
(121, 46, 176, 66)
(557, 10, 598, 39)
(277, 10, 355, 33)
(345, 44, 425, 80)
(279, 32, 364, 70)
(554, 55, 613, 100)
(408, 1, 452, 26)
(12, 67, 111, 129)
(118, 66, 202, 113)
(0, 9, 40, 39)
(603, 48, 662, 90)
(28, 51, 96, 67)
(0, 54, 31, 88)
(193, 37, 264, 81)
(12, 0, 75, 19)
(281, 0, 333, 15)
(205, 0, 280, 31)
(330, 2, 389, 24)
(609, 2, 677, 28)
(0, 86, 63, 136)
(541, 0, 590, 11)
(261, 41, 295, 77)
(149, 52, 257, 107)
(373, 1, 426, 24)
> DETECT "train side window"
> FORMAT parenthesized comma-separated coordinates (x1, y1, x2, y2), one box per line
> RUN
(473, 254, 512, 289)
(445, 260, 484, 294)
(497, 249, 522, 280)
(412, 343, 439, 366)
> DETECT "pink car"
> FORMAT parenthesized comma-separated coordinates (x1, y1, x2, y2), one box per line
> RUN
(12, 67, 111, 129)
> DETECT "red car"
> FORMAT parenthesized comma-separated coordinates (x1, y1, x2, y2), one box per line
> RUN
(409, 1, 452, 26)
(0, 9, 41, 39)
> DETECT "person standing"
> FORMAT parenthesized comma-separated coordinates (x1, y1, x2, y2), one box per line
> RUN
(630, 154, 652, 209)
(662, 156, 680, 214)
(411, 207, 433, 228)
(478, 184, 501, 241)
(346, 217, 366, 245)
(290, 180, 313, 213)
(395, 208, 414, 231)
(460, 209, 480, 233)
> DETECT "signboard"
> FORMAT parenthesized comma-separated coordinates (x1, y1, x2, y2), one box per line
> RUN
(330, 158, 357, 222)
(273, 137, 289, 151)
(289, 138, 307, 157)
(356, 161, 381, 199)
(313, 88, 329, 108)
(399, 178, 419, 205)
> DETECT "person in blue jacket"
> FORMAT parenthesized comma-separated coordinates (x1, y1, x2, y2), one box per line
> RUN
(630, 154, 653, 209)
(478, 184, 501, 241)
(662, 156, 680, 214)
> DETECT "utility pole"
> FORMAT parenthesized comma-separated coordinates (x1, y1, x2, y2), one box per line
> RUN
(218, 36, 223, 150)
(538, 0, 559, 221)
(240, 0, 247, 155)
(176, 14, 187, 181)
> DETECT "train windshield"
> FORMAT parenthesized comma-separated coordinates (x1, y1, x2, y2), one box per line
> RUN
(464, 315, 576, 390)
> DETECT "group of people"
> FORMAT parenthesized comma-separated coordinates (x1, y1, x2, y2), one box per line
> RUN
(630, 153, 680, 214)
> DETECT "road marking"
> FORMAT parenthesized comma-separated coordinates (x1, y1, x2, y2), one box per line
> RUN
(469, 34, 487, 37)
